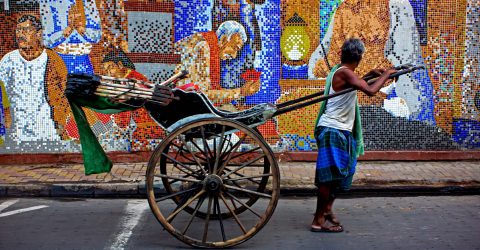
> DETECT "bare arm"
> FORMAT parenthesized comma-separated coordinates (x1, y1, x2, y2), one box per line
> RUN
(340, 68, 396, 96)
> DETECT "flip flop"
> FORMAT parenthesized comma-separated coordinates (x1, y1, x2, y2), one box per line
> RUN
(310, 224, 344, 233)
(324, 212, 341, 226)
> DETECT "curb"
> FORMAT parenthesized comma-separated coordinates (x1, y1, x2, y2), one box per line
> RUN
(281, 185, 480, 197)
(1, 183, 480, 198)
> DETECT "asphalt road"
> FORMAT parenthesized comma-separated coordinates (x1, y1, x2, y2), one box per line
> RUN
(1, 196, 479, 250)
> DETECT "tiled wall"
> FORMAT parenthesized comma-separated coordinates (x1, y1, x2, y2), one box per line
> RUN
(0, 0, 478, 153)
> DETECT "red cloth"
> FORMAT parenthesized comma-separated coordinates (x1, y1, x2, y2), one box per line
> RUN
(200, 31, 221, 90)
(241, 69, 261, 81)
(177, 83, 199, 91)
(126, 70, 149, 84)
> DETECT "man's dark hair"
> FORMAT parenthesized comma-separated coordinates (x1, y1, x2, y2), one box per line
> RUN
(17, 15, 42, 31)
(340, 38, 365, 64)
(102, 49, 136, 70)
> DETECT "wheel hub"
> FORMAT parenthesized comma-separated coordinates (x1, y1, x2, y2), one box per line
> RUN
(203, 174, 223, 193)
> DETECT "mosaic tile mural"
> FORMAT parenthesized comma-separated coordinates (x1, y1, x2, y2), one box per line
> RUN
(0, 0, 478, 153)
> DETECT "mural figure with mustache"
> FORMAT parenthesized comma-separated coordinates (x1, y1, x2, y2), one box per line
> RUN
(0, 15, 71, 150)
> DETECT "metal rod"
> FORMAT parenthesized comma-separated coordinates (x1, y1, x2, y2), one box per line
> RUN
(159, 70, 188, 86)
(95, 86, 178, 101)
(95, 88, 152, 99)
(99, 82, 155, 95)
(97, 86, 153, 97)
(99, 83, 179, 100)
(100, 75, 154, 88)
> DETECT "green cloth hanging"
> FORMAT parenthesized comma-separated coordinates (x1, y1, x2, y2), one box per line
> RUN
(68, 95, 139, 175)
(314, 64, 365, 158)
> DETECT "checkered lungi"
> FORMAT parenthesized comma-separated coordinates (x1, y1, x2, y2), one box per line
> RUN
(314, 126, 357, 191)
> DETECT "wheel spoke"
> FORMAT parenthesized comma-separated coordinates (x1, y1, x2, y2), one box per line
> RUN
(224, 192, 262, 218)
(219, 134, 233, 158)
(224, 154, 265, 178)
(166, 190, 206, 222)
(169, 141, 196, 163)
(224, 184, 272, 198)
(182, 194, 206, 235)
(189, 138, 211, 163)
(221, 133, 247, 157)
(219, 193, 247, 234)
(202, 195, 214, 243)
(161, 152, 200, 177)
(228, 146, 261, 161)
(155, 174, 201, 183)
(166, 187, 200, 223)
(213, 125, 226, 174)
(171, 141, 208, 162)
(215, 196, 226, 241)
(224, 175, 256, 200)
(217, 134, 247, 173)
(167, 169, 204, 185)
(200, 126, 214, 161)
(224, 167, 261, 185)
(177, 137, 207, 175)
(155, 187, 199, 203)
(170, 162, 199, 179)
(229, 194, 239, 211)
(225, 173, 272, 182)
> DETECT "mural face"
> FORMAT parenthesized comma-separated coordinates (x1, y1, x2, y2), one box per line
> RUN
(219, 33, 245, 60)
(15, 19, 41, 51)
(0, 0, 478, 153)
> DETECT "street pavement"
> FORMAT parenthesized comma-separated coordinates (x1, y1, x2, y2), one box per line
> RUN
(1, 196, 479, 249)
(0, 160, 479, 197)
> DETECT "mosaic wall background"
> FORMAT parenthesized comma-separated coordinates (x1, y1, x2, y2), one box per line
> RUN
(0, 0, 478, 154)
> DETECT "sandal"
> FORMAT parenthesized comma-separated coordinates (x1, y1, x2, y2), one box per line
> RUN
(310, 224, 344, 233)
(324, 212, 341, 226)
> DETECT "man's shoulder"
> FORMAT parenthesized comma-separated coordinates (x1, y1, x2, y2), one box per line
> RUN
(45, 49, 61, 61)
(336, 67, 356, 77)
(45, 49, 66, 67)
(332, 66, 351, 79)
(0, 50, 20, 62)
(332, 67, 358, 87)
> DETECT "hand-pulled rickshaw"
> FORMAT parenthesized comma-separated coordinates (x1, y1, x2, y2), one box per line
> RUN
(67, 64, 423, 248)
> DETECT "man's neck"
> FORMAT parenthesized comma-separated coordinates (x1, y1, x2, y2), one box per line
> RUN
(19, 47, 44, 61)
(341, 63, 358, 72)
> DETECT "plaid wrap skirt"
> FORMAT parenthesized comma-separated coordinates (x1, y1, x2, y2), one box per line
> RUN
(314, 126, 357, 191)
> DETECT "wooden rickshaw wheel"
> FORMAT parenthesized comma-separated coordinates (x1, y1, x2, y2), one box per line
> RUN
(158, 126, 271, 219)
(146, 118, 280, 248)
